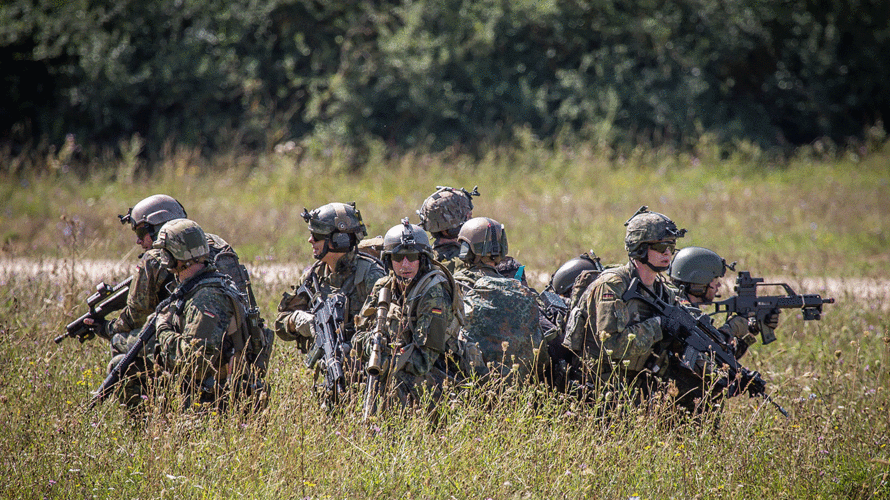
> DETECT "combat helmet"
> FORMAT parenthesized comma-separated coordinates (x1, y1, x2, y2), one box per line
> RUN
(457, 217, 508, 264)
(668, 246, 735, 299)
(624, 206, 686, 264)
(119, 194, 187, 240)
(300, 202, 367, 259)
(549, 252, 604, 297)
(381, 218, 434, 272)
(152, 219, 210, 269)
(417, 186, 480, 237)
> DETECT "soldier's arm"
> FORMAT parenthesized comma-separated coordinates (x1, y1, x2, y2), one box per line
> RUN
(591, 279, 663, 363)
(274, 269, 313, 341)
(352, 278, 387, 360)
(110, 253, 168, 335)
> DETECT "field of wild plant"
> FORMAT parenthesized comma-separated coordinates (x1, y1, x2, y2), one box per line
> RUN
(1, 141, 889, 498)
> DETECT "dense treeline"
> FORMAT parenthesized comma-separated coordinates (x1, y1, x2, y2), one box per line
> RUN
(2, 0, 888, 161)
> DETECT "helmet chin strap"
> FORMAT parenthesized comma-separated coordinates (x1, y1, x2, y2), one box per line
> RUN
(638, 253, 669, 273)
(314, 239, 330, 261)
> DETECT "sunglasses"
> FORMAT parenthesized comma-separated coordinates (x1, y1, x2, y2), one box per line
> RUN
(392, 252, 420, 263)
(310, 232, 328, 242)
(649, 241, 676, 254)
(134, 224, 151, 239)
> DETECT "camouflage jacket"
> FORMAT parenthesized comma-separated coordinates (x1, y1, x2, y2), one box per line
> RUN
(433, 241, 462, 274)
(275, 250, 385, 344)
(110, 233, 233, 336)
(567, 261, 676, 372)
(353, 270, 457, 378)
(453, 263, 501, 291)
(151, 265, 243, 392)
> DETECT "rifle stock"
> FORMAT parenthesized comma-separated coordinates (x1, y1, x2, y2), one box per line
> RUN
(622, 278, 788, 417)
(711, 271, 834, 344)
(59, 276, 133, 344)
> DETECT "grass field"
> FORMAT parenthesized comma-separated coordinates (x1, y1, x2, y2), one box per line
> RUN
(1, 141, 888, 498)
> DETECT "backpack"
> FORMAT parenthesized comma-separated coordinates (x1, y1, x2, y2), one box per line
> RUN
(213, 251, 275, 379)
(562, 269, 606, 352)
(460, 276, 546, 381)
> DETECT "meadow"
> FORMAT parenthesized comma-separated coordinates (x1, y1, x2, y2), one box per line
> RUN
(1, 140, 888, 498)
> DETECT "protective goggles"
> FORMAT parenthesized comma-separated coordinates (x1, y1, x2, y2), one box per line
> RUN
(134, 223, 151, 240)
(649, 241, 676, 254)
(391, 252, 420, 263)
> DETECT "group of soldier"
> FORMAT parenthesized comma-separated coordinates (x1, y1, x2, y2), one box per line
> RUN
(81, 187, 784, 419)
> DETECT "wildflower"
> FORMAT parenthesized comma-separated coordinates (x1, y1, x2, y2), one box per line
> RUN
(626, 333, 636, 342)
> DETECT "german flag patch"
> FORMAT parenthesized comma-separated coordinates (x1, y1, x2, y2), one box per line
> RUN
(431, 308, 443, 315)
(602, 292, 616, 300)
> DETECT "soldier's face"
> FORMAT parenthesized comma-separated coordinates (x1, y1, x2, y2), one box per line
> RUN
(308, 232, 325, 258)
(392, 253, 420, 282)
(134, 224, 153, 250)
(646, 240, 674, 270)
(704, 277, 721, 302)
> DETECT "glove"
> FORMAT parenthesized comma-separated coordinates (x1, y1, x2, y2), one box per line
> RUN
(287, 310, 317, 339)
(764, 309, 781, 330)
(90, 319, 112, 341)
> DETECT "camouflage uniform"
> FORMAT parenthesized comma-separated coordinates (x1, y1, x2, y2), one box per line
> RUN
(150, 265, 244, 406)
(432, 240, 463, 274)
(353, 271, 458, 407)
(453, 262, 501, 290)
(275, 250, 385, 349)
(563, 261, 675, 396)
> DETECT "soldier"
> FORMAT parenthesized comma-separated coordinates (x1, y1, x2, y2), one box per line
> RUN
(562, 206, 686, 402)
(85, 195, 237, 386)
(148, 219, 257, 409)
(452, 217, 510, 289)
(452, 217, 545, 381)
(353, 219, 463, 409)
(667, 246, 780, 359)
(416, 186, 479, 273)
(274, 202, 385, 359)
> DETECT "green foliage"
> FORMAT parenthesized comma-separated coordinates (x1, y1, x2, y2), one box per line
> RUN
(1, 0, 888, 159)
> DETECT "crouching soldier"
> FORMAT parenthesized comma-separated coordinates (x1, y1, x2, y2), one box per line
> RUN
(353, 219, 464, 414)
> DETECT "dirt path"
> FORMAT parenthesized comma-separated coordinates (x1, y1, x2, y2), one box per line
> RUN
(2, 257, 886, 308)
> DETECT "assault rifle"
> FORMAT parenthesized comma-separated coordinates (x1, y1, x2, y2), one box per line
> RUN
(58, 277, 132, 344)
(296, 273, 348, 402)
(88, 272, 208, 409)
(711, 271, 835, 344)
(622, 278, 788, 417)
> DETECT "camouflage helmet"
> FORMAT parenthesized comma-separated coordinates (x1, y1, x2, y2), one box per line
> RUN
(457, 217, 508, 263)
(300, 202, 367, 252)
(119, 194, 187, 238)
(381, 218, 434, 268)
(152, 219, 210, 268)
(668, 246, 730, 285)
(417, 186, 480, 235)
(549, 252, 604, 296)
(624, 206, 687, 260)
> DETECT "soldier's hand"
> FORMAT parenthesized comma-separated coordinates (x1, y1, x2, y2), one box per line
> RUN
(764, 309, 781, 330)
(287, 310, 316, 338)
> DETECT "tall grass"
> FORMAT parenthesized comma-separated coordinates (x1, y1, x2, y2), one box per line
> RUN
(0, 142, 888, 498)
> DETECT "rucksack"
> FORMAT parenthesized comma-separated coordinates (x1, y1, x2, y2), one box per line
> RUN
(460, 276, 546, 381)
(213, 251, 275, 378)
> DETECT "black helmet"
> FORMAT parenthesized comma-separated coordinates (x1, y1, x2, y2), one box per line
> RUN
(549, 252, 604, 296)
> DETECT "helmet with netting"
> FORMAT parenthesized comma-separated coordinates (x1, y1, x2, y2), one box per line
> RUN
(417, 186, 479, 236)
(624, 205, 686, 260)
(381, 218, 434, 269)
(300, 202, 367, 251)
(668, 246, 730, 285)
(152, 219, 210, 268)
(549, 252, 604, 296)
(119, 194, 187, 239)
(457, 217, 508, 264)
